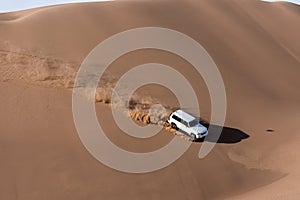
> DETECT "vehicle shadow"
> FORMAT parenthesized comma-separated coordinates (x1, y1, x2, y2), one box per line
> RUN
(195, 121, 250, 144)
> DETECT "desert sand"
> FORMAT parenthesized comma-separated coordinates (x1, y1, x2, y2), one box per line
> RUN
(0, 0, 299, 199)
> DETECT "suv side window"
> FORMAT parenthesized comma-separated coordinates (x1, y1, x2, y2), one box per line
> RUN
(172, 114, 188, 126)
(172, 115, 182, 122)
(172, 114, 179, 121)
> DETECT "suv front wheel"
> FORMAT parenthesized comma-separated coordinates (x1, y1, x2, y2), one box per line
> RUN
(190, 133, 196, 141)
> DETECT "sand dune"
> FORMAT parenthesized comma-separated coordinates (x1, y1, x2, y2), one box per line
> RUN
(0, 0, 299, 199)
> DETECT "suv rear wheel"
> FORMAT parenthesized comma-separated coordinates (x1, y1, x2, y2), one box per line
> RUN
(171, 123, 178, 130)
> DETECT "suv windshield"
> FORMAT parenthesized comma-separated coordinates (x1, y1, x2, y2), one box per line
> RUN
(189, 119, 198, 127)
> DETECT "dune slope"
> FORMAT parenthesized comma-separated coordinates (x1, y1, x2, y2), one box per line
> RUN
(0, 0, 299, 199)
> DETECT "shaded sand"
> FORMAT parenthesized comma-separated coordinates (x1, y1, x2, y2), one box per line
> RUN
(0, 0, 300, 199)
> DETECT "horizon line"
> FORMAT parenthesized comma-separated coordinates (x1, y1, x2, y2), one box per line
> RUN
(0, 0, 113, 14)
(0, 0, 299, 14)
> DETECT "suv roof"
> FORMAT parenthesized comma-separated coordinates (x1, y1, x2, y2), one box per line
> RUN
(173, 110, 197, 122)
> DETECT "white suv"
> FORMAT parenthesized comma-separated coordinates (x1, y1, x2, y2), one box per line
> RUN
(167, 110, 208, 140)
